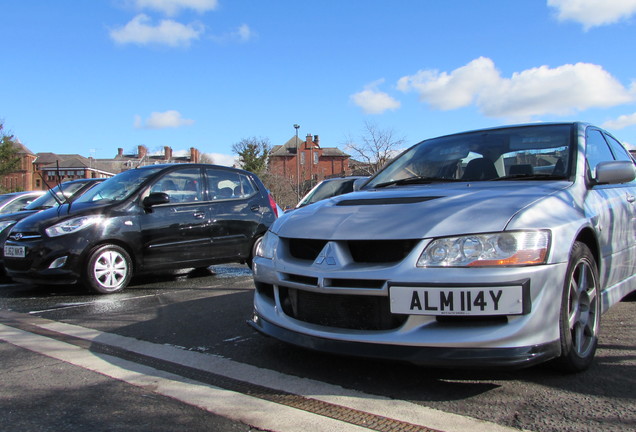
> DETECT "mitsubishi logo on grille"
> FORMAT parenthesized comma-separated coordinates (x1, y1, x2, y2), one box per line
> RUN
(314, 243, 337, 266)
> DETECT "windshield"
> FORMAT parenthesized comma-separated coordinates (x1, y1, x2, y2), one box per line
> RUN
(24, 181, 93, 210)
(76, 167, 164, 203)
(366, 124, 573, 188)
(297, 179, 356, 207)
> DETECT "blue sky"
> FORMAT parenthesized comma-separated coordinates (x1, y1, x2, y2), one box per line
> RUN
(2, 0, 636, 166)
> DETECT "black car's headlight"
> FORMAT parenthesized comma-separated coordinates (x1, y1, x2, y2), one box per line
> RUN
(0, 220, 16, 234)
(417, 230, 550, 267)
(45, 215, 103, 237)
(256, 231, 279, 259)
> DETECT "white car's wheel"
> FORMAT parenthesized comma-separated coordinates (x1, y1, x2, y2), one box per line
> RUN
(85, 244, 132, 294)
(556, 241, 600, 372)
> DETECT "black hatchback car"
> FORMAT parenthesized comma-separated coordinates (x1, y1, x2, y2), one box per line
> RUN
(3, 164, 278, 293)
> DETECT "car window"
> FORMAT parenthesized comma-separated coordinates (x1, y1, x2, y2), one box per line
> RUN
(603, 133, 634, 163)
(205, 168, 256, 200)
(2, 195, 36, 213)
(149, 168, 203, 203)
(78, 167, 163, 203)
(298, 179, 354, 207)
(25, 181, 91, 209)
(585, 129, 616, 177)
(366, 124, 572, 188)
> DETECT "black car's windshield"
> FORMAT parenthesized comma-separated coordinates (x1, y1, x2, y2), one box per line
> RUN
(366, 124, 573, 189)
(76, 167, 164, 203)
(24, 181, 92, 210)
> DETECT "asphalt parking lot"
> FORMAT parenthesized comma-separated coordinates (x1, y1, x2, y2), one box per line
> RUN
(0, 266, 634, 432)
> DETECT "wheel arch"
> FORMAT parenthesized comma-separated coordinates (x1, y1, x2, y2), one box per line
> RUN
(573, 227, 600, 272)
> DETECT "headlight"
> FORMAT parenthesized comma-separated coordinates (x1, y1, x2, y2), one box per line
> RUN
(0, 220, 16, 234)
(417, 230, 550, 267)
(256, 231, 279, 259)
(45, 215, 102, 237)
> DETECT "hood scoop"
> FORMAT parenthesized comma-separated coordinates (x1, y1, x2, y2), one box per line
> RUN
(336, 196, 442, 206)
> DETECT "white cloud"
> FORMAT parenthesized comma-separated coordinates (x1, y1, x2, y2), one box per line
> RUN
(397, 57, 635, 121)
(350, 80, 401, 114)
(211, 24, 256, 43)
(132, 0, 219, 16)
(397, 57, 500, 110)
(134, 110, 195, 129)
(602, 112, 636, 129)
(548, 0, 636, 30)
(209, 153, 237, 167)
(110, 14, 204, 47)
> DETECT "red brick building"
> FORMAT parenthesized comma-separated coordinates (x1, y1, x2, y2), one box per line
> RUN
(268, 134, 351, 184)
(1, 144, 203, 192)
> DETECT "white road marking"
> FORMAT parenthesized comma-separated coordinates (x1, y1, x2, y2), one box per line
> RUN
(0, 318, 532, 432)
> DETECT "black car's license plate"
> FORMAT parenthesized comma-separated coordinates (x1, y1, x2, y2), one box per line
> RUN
(4, 245, 26, 258)
(390, 286, 523, 316)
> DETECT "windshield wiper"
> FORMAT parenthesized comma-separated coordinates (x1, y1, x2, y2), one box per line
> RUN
(492, 174, 567, 181)
(375, 176, 462, 188)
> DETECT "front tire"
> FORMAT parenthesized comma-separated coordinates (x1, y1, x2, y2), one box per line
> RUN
(555, 241, 601, 372)
(85, 244, 132, 294)
(246, 236, 263, 269)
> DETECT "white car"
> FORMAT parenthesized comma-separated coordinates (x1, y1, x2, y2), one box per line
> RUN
(250, 122, 636, 372)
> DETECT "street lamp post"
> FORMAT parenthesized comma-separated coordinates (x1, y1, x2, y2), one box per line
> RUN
(294, 124, 300, 200)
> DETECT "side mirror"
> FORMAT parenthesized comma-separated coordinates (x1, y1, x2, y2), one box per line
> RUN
(352, 177, 369, 191)
(143, 192, 170, 207)
(595, 161, 636, 185)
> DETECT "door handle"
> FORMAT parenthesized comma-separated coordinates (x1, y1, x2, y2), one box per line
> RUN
(193, 211, 205, 219)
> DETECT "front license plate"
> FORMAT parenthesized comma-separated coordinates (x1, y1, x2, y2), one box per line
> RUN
(390, 286, 523, 316)
(4, 245, 25, 258)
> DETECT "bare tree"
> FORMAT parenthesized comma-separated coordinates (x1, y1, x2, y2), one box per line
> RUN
(198, 153, 215, 164)
(260, 172, 298, 210)
(343, 121, 406, 175)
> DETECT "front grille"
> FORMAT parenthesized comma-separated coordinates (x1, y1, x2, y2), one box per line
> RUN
(348, 240, 419, 263)
(286, 238, 419, 264)
(9, 232, 42, 241)
(279, 287, 406, 330)
(288, 239, 327, 260)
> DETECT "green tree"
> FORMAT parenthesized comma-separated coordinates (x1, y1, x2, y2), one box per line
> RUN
(232, 137, 271, 176)
(0, 121, 21, 177)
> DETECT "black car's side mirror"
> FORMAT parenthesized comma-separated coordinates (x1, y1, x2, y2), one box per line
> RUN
(143, 192, 170, 207)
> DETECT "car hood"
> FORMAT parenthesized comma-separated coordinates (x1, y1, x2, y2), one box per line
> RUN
(11, 201, 117, 232)
(273, 182, 571, 240)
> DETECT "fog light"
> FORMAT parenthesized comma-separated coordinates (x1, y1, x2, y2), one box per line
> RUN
(49, 256, 68, 269)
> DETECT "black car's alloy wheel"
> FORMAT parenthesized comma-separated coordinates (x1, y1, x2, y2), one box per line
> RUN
(85, 244, 132, 294)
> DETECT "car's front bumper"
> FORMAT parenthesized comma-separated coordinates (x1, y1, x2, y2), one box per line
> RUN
(250, 255, 569, 368)
(248, 311, 561, 368)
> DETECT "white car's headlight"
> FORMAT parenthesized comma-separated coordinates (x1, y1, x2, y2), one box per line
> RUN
(45, 215, 102, 237)
(256, 231, 279, 259)
(417, 230, 550, 267)
(0, 220, 16, 234)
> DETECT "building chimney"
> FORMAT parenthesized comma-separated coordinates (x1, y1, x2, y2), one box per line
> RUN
(190, 147, 199, 163)
(314, 135, 320, 148)
(117, 148, 123, 157)
(164, 146, 172, 161)
(305, 133, 313, 149)
(137, 145, 147, 159)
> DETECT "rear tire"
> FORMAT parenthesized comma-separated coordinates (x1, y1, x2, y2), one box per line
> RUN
(85, 244, 132, 294)
(554, 241, 600, 372)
